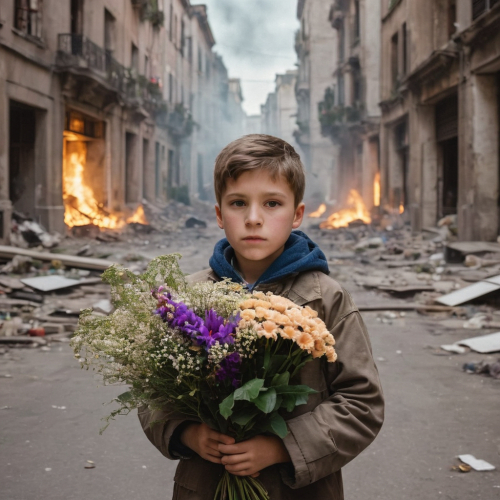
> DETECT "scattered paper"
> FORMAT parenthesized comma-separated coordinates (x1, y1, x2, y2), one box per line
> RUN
(21, 276, 81, 292)
(457, 332, 500, 353)
(458, 454, 495, 471)
(440, 344, 467, 354)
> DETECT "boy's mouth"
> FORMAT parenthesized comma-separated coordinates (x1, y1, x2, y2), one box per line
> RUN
(243, 236, 266, 241)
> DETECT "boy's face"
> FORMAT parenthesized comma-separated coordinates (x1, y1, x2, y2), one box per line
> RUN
(215, 169, 305, 274)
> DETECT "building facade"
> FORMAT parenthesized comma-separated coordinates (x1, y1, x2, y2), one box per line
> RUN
(295, 0, 339, 202)
(261, 70, 300, 152)
(0, 0, 243, 242)
(320, 0, 381, 210)
(379, 0, 500, 240)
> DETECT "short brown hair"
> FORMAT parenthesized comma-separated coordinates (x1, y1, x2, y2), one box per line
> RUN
(214, 134, 305, 206)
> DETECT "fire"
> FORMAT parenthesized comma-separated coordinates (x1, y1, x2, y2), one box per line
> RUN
(309, 203, 327, 218)
(63, 142, 147, 229)
(320, 189, 371, 229)
(374, 171, 380, 207)
(399, 204, 404, 214)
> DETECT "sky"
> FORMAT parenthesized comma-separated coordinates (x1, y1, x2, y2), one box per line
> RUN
(202, 0, 299, 116)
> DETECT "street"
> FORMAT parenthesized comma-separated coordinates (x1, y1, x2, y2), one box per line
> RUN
(1, 222, 499, 500)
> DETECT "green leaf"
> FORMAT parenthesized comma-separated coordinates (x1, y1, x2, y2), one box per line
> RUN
(267, 413, 288, 438)
(271, 372, 290, 387)
(234, 379, 265, 402)
(231, 408, 260, 426)
(275, 385, 317, 407)
(252, 388, 277, 413)
(268, 355, 288, 375)
(116, 391, 132, 403)
(219, 393, 235, 419)
(282, 394, 297, 412)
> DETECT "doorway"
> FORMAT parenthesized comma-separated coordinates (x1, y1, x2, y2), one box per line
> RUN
(9, 101, 37, 219)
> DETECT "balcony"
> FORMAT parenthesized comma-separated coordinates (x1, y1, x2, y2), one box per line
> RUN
(56, 34, 166, 117)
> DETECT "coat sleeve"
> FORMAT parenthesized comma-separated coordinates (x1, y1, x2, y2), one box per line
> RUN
(137, 406, 197, 460)
(280, 309, 384, 489)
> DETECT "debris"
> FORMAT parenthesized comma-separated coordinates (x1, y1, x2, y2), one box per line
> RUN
(9, 290, 44, 303)
(457, 332, 500, 353)
(92, 299, 113, 314)
(440, 344, 467, 354)
(445, 241, 500, 263)
(20, 276, 81, 292)
(85, 460, 96, 469)
(51, 405, 67, 410)
(185, 217, 207, 229)
(436, 280, 500, 307)
(0, 336, 47, 346)
(458, 454, 495, 472)
(451, 464, 472, 473)
(1, 255, 33, 274)
(0, 245, 116, 271)
(0, 277, 25, 290)
(28, 328, 46, 337)
(463, 360, 500, 378)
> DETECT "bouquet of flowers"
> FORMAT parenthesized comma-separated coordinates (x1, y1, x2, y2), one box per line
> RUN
(71, 255, 337, 500)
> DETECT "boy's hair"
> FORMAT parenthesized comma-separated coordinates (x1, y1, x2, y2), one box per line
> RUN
(214, 134, 305, 207)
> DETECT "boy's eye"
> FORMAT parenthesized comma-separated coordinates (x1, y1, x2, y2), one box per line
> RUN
(266, 201, 281, 208)
(231, 200, 245, 207)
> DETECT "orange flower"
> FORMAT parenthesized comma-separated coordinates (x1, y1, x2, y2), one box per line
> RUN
(240, 309, 256, 321)
(268, 295, 296, 312)
(302, 306, 319, 319)
(254, 300, 272, 309)
(259, 321, 278, 340)
(240, 299, 257, 310)
(281, 325, 297, 340)
(295, 331, 314, 351)
(325, 346, 337, 362)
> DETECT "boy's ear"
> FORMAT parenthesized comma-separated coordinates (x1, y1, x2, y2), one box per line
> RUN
(292, 202, 305, 229)
(215, 204, 224, 229)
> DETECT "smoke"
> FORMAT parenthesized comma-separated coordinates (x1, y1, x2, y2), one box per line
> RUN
(202, 0, 299, 115)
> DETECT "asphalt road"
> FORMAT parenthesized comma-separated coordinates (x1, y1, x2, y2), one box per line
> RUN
(1, 238, 500, 500)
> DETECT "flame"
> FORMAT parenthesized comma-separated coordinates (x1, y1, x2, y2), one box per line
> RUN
(63, 142, 148, 229)
(309, 203, 327, 218)
(399, 203, 404, 214)
(126, 205, 148, 224)
(320, 190, 371, 229)
(374, 172, 380, 207)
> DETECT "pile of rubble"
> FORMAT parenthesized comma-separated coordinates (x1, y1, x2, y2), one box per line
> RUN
(0, 245, 114, 349)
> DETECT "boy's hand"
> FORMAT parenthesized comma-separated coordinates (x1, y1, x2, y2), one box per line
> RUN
(218, 435, 291, 477)
(180, 423, 235, 464)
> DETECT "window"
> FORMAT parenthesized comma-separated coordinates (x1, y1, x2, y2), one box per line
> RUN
(338, 74, 345, 106)
(198, 46, 203, 73)
(391, 31, 399, 89)
(473, 0, 499, 20)
(144, 55, 149, 78)
(104, 8, 115, 53)
(173, 14, 177, 46)
(169, 3, 173, 41)
(448, 0, 457, 38)
(353, 0, 360, 41)
(131, 43, 139, 71)
(338, 23, 345, 62)
(15, 0, 43, 38)
(180, 19, 185, 56)
(402, 23, 408, 76)
(168, 73, 173, 102)
(70, 0, 83, 35)
(353, 72, 362, 103)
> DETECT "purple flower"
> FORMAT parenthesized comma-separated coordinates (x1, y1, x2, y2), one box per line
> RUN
(216, 352, 241, 388)
(196, 310, 238, 349)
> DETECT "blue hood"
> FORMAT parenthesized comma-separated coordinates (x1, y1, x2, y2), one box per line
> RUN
(209, 230, 329, 289)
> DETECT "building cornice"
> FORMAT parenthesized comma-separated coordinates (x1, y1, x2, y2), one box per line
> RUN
(404, 49, 458, 90)
(191, 5, 215, 48)
(456, 4, 500, 46)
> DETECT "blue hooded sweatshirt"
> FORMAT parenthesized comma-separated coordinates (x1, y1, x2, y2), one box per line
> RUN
(209, 230, 329, 290)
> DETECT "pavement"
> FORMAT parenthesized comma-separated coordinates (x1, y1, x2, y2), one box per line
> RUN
(1, 223, 500, 500)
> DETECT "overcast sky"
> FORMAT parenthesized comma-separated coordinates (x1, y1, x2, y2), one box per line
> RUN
(202, 0, 299, 116)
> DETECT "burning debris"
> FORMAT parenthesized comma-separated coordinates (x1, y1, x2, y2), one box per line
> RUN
(311, 190, 372, 229)
(63, 138, 147, 231)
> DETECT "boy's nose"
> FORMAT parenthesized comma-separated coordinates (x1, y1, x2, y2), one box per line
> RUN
(245, 206, 263, 226)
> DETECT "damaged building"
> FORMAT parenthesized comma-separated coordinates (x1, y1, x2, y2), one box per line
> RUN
(379, 0, 500, 241)
(0, 0, 244, 243)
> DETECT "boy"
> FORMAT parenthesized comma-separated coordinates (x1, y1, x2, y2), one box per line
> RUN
(139, 135, 384, 500)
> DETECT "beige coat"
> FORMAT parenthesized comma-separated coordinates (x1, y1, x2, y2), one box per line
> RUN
(139, 269, 384, 500)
